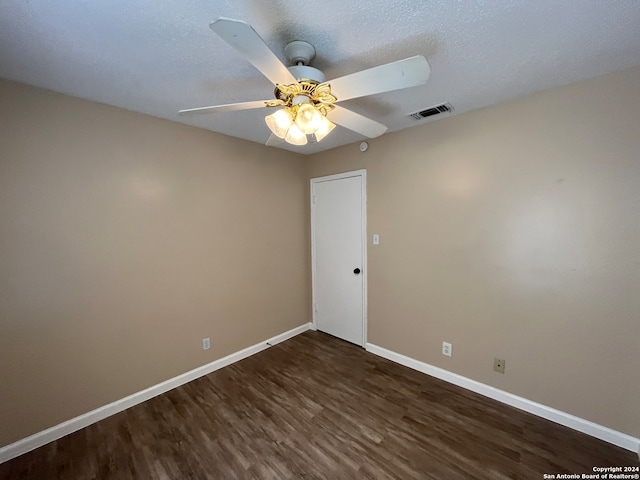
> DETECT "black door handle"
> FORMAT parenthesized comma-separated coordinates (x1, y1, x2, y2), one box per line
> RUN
(353, 268, 361, 274)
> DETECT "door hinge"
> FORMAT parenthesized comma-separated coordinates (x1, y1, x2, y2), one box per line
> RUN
(312, 195, 316, 204)
(314, 303, 318, 312)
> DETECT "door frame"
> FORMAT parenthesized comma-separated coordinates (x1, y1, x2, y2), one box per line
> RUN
(310, 169, 368, 347)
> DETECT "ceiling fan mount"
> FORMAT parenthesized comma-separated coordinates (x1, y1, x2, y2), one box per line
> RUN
(283, 41, 326, 84)
(179, 17, 431, 147)
(284, 40, 316, 66)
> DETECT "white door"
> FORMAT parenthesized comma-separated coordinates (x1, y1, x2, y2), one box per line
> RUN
(311, 170, 366, 346)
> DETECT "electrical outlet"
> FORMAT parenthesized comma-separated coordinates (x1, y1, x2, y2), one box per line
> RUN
(494, 358, 505, 374)
(442, 341, 452, 357)
(202, 337, 211, 350)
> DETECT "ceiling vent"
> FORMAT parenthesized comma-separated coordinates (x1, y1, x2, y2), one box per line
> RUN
(409, 103, 453, 121)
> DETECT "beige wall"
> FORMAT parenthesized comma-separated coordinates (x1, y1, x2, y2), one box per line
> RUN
(0, 80, 309, 446)
(308, 66, 640, 438)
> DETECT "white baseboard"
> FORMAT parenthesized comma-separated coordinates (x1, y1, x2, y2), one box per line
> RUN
(0, 323, 312, 464)
(366, 343, 640, 453)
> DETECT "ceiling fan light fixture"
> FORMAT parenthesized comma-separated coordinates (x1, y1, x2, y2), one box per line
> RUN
(294, 102, 323, 134)
(266, 101, 333, 145)
(313, 115, 336, 142)
(265, 79, 339, 145)
(265, 108, 294, 138)
(284, 123, 308, 145)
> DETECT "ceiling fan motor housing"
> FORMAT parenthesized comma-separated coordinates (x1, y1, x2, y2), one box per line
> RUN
(288, 65, 326, 83)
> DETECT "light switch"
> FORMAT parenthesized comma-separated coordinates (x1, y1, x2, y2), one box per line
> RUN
(373, 234, 380, 245)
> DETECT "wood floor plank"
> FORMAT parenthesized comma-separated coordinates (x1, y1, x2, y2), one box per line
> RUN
(1, 330, 637, 479)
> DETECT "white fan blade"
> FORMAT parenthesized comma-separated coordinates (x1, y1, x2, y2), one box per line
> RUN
(328, 105, 388, 138)
(328, 55, 430, 102)
(210, 18, 297, 86)
(179, 100, 270, 116)
(265, 134, 284, 147)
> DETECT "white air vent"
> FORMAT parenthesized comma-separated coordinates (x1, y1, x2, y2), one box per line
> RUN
(409, 103, 453, 121)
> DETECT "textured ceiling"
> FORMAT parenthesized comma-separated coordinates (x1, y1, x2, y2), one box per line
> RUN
(1, 1, 640, 154)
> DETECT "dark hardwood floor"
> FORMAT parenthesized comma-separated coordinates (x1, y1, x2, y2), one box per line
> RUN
(1, 330, 637, 479)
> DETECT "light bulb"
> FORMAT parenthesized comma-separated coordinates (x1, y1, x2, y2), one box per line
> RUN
(284, 123, 308, 145)
(313, 115, 336, 142)
(294, 103, 323, 134)
(265, 108, 293, 138)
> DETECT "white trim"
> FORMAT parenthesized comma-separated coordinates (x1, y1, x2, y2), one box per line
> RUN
(311, 169, 367, 184)
(310, 169, 368, 347)
(361, 171, 368, 347)
(310, 178, 317, 332)
(366, 343, 640, 453)
(0, 323, 312, 464)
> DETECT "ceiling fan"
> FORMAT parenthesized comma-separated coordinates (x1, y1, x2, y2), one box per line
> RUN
(179, 18, 431, 147)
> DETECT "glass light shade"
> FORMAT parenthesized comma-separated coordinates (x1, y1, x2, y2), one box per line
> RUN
(313, 116, 336, 142)
(284, 123, 308, 145)
(294, 102, 323, 134)
(265, 108, 293, 138)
